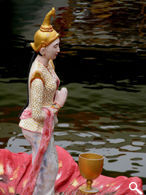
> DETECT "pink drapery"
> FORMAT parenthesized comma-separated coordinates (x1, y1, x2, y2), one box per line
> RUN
(0, 108, 144, 194)
(20, 108, 54, 195)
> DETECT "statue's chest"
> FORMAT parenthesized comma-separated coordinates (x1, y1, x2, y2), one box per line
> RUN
(42, 68, 58, 96)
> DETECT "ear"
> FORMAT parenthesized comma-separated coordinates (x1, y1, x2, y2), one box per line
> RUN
(40, 47, 46, 56)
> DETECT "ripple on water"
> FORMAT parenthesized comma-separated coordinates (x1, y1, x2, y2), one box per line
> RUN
(88, 141, 105, 146)
(136, 120, 146, 124)
(100, 125, 120, 130)
(107, 138, 125, 144)
(6, 134, 30, 153)
(108, 159, 118, 163)
(131, 162, 143, 167)
(57, 123, 70, 128)
(140, 135, 146, 138)
(78, 132, 92, 138)
(89, 132, 101, 137)
(55, 140, 72, 148)
(132, 141, 145, 146)
(120, 145, 141, 152)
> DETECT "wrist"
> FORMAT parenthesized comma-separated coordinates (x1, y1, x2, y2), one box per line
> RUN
(51, 102, 61, 110)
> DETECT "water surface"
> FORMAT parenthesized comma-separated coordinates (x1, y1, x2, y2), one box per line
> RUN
(0, 81, 146, 191)
(0, 0, 146, 192)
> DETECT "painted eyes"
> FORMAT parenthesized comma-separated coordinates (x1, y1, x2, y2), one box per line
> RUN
(54, 44, 59, 48)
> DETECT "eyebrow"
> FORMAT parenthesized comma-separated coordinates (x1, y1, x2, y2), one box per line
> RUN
(54, 42, 59, 46)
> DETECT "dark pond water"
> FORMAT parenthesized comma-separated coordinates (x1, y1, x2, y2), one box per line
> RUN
(0, 0, 146, 193)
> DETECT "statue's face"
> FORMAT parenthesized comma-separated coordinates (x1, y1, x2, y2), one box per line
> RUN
(44, 38, 60, 60)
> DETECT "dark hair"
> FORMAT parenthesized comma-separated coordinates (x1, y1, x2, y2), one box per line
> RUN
(28, 51, 38, 68)
(28, 50, 42, 73)
(20, 50, 42, 113)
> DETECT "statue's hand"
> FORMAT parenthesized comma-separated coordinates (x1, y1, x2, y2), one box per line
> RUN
(54, 87, 68, 107)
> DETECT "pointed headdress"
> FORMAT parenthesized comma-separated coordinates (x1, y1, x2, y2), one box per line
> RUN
(30, 7, 59, 52)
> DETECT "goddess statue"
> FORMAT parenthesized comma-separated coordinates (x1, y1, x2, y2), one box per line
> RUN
(19, 7, 67, 195)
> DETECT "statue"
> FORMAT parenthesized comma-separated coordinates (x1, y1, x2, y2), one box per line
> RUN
(19, 7, 67, 195)
(0, 7, 143, 195)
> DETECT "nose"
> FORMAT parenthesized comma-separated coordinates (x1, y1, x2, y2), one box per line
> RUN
(57, 46, 60, 53)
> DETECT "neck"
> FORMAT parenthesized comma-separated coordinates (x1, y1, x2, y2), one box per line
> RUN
(36, 54, 49, 67)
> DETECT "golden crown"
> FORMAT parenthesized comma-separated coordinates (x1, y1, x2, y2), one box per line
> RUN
(30, 7, 59, 52)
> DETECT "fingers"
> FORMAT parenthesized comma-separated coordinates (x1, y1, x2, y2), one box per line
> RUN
(61, 87, 68, 93)
(60, 87, 68, 97)
(54, 87, 68, 107)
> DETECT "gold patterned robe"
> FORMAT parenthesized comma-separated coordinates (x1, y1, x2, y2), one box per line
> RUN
(19, 59, 60, 132)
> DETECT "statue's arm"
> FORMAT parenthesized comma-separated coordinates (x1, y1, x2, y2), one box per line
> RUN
(52, 87, 68, 111)
(31, 78, 45, 121)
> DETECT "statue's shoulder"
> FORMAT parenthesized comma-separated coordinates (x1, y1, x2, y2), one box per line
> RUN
(30, 61, 45, 86)
(30, 71, 45, 86)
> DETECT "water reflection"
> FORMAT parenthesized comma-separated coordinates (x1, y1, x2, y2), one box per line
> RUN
(55, 0, 146, 49)
(6, 0, 145, 50)
(0, 0, 146, 84)
(0, 82, 146, 189)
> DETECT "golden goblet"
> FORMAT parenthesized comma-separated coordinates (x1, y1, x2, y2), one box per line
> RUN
(78, 153, 104, 194)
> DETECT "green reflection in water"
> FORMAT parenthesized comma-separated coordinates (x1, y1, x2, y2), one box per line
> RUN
(0, 81, 146, 187)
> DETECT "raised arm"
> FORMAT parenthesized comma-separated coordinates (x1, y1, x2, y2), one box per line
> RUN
(52, 87, 68, 111)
